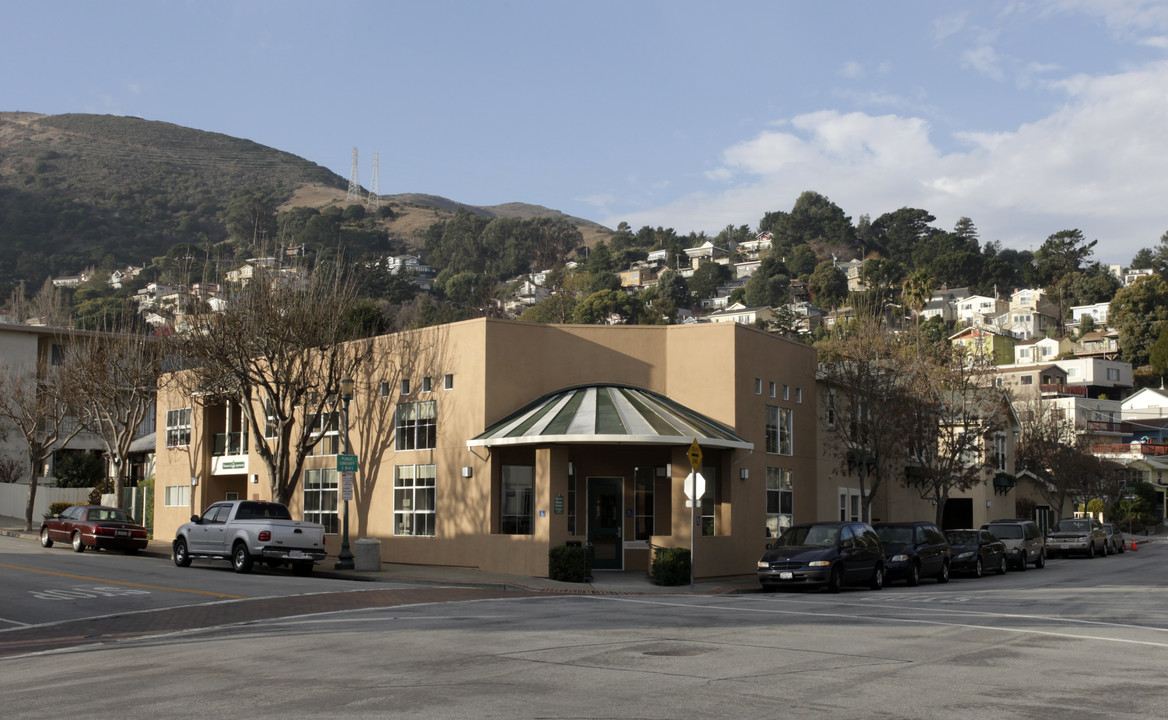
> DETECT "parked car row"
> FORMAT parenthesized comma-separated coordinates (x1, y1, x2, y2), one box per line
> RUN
(758, 516, 1130, 593)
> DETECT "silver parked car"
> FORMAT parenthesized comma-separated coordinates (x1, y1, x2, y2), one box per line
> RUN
(1047, 517, 1108, 559)
(1101, 522, 1126, 554)
(981, 519, 1046, 570)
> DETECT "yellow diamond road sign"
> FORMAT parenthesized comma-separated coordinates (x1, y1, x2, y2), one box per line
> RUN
(687, 439, 702, 471)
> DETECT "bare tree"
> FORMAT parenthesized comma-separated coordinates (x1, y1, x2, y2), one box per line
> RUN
(0, 360, 88, 530)
(901, 345, 1016, 525)
(63, 326, 165, 509)
(169, 263, 374, 506)
(1014, 395, 1104, 520)
(817, 316, 914, 523)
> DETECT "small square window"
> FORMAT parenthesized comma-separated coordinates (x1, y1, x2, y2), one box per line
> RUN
(444, 373, 454, 390)
(422, 376, 432, 392)
(401, 379, 411, 395)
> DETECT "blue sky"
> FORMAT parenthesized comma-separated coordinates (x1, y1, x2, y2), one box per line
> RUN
(4, 1, 1167, 265)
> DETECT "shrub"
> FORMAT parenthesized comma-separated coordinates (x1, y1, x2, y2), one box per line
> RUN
(651, 547, 691, 586)
(45, 502, 75, 518)
(548, 544, 590, 583)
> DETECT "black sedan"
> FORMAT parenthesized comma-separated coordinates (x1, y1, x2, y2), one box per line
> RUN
(945, 529, 1007, 577)
(757, 521, 885, 593)
(39, 504, 149, 554)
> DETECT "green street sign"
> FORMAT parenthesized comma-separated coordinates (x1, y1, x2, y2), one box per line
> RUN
(337, 454, 359, 473)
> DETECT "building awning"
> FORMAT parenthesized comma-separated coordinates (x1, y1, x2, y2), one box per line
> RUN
(467, 383, 754, 451)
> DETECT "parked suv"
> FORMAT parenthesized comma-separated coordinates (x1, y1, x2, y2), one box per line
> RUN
(874, 521, 951, 585)
(981, 518, 1046, 570)
(1046, 517, 1108, 559)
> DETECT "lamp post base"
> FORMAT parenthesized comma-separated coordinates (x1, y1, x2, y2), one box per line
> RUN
(335, 546, 355, 571)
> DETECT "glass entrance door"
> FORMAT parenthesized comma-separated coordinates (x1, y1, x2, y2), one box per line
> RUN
(588, 477, 623, 570)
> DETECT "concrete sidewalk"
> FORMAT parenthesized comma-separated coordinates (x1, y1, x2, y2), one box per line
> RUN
(0, 515, 759, 595)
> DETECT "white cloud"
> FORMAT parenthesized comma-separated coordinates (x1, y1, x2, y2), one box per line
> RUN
(932, 11, 969, 44)
(838, 61, 865, 80)
(606, 60, 1168, 265)
(962, 45, 1006, 81)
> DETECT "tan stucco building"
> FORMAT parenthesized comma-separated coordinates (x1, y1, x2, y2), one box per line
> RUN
(153, 318, 819, 578)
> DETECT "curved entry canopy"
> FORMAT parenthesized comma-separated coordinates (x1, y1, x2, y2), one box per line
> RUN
(468, 383, 753, 451)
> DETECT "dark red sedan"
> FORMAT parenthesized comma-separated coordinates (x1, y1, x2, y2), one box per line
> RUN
(39, 504, 149, 554)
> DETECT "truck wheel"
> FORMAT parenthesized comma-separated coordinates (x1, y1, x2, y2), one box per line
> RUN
(232, 543, 254, 573)
(292, 561, 313, 577)
(173, 538, 192, 567)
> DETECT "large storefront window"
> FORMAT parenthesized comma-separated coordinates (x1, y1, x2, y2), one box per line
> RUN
(766, 467, 793, 537)
(501, 465, 534, 535)
(304, 468, 338, 533)
(394, 463, 436, 536)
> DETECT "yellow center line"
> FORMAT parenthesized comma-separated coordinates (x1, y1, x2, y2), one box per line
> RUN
(0, 563, 246, 599)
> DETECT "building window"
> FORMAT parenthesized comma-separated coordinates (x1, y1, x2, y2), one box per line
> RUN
(401, 379, 411, 395)
(379, 381, 391, 398)
(444, 373, 454, 390)
(567, 463, 577, 535)
(164, 485, 190, 507)
(394, 463, 436, 536)
(768, 381, 776, 398)
(796, 388, 802, 404)
(501, 465, 534, 535)
(994, 434, 1007, 471)
(783, 384, 790, 400)
(766, 467, 793, 538)
(1020, 375, 1033, 385)
(839, 487, 862, 522)
(421, 376, 432, 392)
(395, 400, 436, 451)
(1107, 367, 1120, 381)
(263, 398, 278, 439)
(754, 378, 762, 395)
(634, 467, 656, 540)
(699, 466, 717, 536)
(765, 406, 793, 455)
(307, 412, 340, 456)
(304, 468, 338, 534)
(166, 408, 191, 447)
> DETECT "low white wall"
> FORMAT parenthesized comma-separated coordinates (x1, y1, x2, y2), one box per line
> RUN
(0, 482, 92, 522)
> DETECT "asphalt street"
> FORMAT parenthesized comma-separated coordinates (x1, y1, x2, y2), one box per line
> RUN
(2, 532, 1166, 719)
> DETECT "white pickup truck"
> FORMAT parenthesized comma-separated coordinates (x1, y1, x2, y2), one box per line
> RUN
(172, 500, 327, 576)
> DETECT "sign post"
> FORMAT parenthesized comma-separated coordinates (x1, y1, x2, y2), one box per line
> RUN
(686, 439, 703, 591)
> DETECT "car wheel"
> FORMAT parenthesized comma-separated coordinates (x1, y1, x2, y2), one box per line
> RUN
(1102, 541, 1109, 557)
(39, 527, 53, 548)
(1087, 543, 1095, 559)
(974, 557, 983, 578)
(1118, 541, 1125, 554)
(232, 543, 254, 573)
(292, 561, 313, 577)
(1015, 554, 1027, 571)
(1035, 550, 1045, 569)
(826, 565, 843, 594)
(869, 565, 884, 591)
(936, 561, 950, 584)
(71, 532, 85, 553)
(997, 555, 1008, 575)
(906, 562, 920, 587)
(173, 538, 192, 567)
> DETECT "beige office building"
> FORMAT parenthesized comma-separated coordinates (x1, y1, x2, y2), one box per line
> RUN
(153, 318, 818, 578)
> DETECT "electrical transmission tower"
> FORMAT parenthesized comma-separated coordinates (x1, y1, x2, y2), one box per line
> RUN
(345, 147, 362, 204)
(366, 150, 381, 211)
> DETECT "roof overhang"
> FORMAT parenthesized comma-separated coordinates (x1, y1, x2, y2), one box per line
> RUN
(468, 383, 753, 451)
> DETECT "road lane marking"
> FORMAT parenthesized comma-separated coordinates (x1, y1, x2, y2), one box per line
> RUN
(0, 563, 245, 599)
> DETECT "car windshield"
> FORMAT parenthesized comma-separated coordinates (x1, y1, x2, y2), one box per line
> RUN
(1102, 523, 1115, 533)
(877, 526, 913, 545)
(776, 525, 839, 547)
(946, 530, 976, 544)
(988, 524, 1023, 539)
(1056, 519, 1091, 532)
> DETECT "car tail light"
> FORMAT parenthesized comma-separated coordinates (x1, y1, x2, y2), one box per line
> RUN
(95, 526, 116, 536)
(259, 530, 271, 542)
(131, 529, 147, 538)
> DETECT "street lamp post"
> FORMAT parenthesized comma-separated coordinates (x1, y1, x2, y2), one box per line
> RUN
(334, 377, 355, 570)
